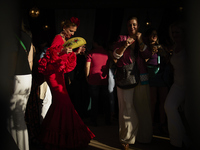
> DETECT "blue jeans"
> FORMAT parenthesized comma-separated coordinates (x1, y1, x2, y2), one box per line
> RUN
(89, 84, 111, 123)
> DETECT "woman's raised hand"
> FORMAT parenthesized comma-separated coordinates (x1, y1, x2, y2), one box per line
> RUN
(136, 32, 143, 43)
(76, 45, 86, 55)
(62, 47, 73, 54)
(152, 45, 159, 55)
(124, 37, 134, 48)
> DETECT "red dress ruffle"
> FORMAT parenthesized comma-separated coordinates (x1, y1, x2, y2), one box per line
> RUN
(38, 43, 77, 75)
(38, 35, 95, 149)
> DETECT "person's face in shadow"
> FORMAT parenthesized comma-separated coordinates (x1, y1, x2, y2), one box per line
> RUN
(149, 30, 158, 43)
(127, 19, 138, 36)
(171, 26, 184, 44)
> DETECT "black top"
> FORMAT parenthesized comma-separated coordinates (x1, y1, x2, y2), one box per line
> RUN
(15, 30, 32, 75)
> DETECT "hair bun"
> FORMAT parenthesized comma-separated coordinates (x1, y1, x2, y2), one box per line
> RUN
(61, 20, 66, 28)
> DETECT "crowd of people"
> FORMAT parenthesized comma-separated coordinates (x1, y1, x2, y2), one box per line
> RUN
(4, 12, 191, 150)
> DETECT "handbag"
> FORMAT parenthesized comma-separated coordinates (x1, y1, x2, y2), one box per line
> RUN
(115, 39, 140, 89)
(115, 59, 140, 89)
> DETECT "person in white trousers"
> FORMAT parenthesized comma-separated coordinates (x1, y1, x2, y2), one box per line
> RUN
(7, 20, 35, 150)
(164, 20, 190, 149)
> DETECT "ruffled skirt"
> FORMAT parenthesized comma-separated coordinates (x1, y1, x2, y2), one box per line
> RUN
(39, 72, 95, 149)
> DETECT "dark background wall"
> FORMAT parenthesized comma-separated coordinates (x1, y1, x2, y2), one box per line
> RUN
(21, 0, 185, 52)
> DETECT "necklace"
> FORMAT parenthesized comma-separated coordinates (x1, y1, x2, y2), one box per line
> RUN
(59, 34, 67, 43)
(60, 33, 65, 38)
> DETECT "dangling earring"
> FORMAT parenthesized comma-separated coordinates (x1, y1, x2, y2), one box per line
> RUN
(60, 30, 66, 38)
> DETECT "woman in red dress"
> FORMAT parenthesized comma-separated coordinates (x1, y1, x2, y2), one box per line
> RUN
(38, 17, 95, 150)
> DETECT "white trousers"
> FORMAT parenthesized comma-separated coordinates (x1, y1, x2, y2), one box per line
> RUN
(7, 74, 32, 150)
(164, 83, 187, 147)
(117, 83, 152, 144)
(117, 87, 138, 144)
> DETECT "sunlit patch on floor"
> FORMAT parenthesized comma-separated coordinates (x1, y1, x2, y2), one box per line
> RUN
(89, 140, 141, 150)
(88, 135, 170, 150)
(153, 135, 170, 140)
(89, 140, 121, 150)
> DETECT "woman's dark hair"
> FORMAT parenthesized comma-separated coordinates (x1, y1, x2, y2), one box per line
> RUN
(20, 9, 32, 37)
(144, 27, 157, 37)
(61, 17, 80, 28)
(61, 20, 76, 28)
(126, 16, 139, 25)
(144, 27, 159, 45)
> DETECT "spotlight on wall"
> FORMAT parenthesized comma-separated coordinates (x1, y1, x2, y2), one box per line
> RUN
(29, 7, 40, 18)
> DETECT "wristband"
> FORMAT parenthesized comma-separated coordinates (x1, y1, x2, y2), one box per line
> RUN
(113, 49, 123, 59)
(140, 44, 147, 52)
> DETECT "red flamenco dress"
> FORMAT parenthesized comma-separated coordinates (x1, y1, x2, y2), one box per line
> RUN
(38, 35, 95, 149)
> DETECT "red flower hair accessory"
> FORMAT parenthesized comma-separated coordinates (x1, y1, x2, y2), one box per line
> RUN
(70, 17, 80, 27)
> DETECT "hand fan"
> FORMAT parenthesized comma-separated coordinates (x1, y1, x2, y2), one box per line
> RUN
(63, 37, 86, 49)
